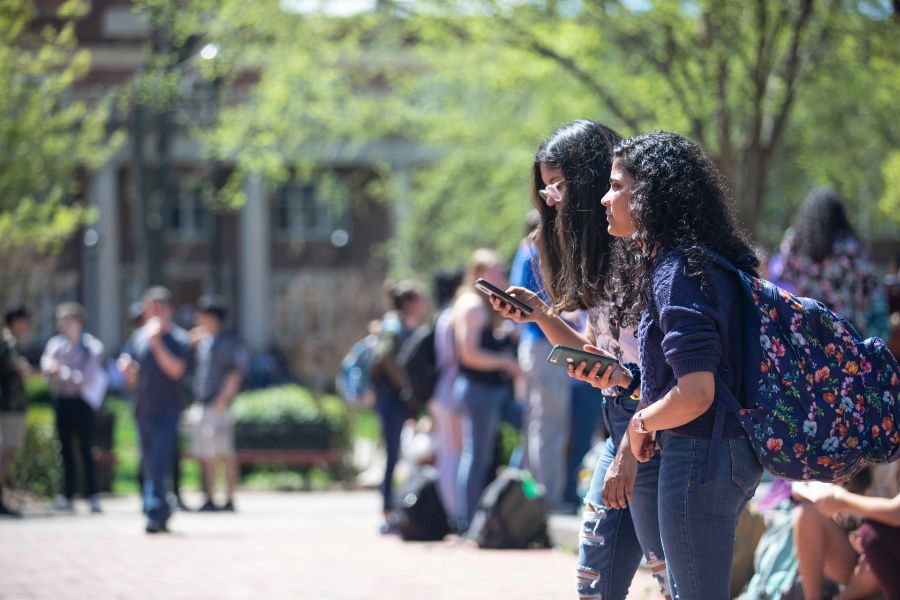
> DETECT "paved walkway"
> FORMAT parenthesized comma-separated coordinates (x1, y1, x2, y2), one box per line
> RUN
(0, 491, 658, 600)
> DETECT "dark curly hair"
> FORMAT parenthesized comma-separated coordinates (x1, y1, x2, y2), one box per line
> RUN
(608, 132, 758, 333)
(787, 187, 857, 263)
(532, 120, 622, 312)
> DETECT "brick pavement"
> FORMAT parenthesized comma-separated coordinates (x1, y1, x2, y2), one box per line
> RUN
(0, 491, 658, 600)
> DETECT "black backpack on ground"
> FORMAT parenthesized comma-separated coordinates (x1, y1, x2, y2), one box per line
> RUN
(396, 323, 438, 415)
(390, 467, 451, 542)
(465, 468, 551, 549)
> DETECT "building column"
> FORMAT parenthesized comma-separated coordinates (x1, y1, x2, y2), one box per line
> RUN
(89, 162, 122, 349)
(239, 175, 271, 351)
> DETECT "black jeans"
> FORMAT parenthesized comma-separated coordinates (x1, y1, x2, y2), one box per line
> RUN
(54, 397, 96, 499)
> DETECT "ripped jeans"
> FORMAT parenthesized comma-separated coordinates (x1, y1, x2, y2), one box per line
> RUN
(577, 396, 668, 600)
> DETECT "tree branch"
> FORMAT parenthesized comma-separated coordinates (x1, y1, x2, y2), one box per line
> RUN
(767, 0, 817, 149)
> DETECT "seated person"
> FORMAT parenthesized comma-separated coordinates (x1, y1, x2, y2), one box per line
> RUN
(794, 462, 900, 600)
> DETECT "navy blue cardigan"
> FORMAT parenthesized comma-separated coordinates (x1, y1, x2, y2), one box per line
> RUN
(638, 249, 749, 438)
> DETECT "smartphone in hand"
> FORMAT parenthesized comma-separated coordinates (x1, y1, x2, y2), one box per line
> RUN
(546, 344, 621, 377)
(473, 278, 534, 315)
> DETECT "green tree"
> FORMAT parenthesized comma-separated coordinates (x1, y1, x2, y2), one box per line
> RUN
(0, 0, 119, 304)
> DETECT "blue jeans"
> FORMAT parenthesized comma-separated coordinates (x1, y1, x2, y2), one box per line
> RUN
(376, 385, 408, 513)
(565, 382, 604, 505)
(654, 431, 763, 600)
(136, 414, 179, 525)
(455, 375, 513, 528)
(577, 396, 665, 600)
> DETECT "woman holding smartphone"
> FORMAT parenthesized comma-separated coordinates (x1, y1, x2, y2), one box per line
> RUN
(453, 248, 522, 530)
(595, 131, 763, 599)
(492, 120, 669, 600)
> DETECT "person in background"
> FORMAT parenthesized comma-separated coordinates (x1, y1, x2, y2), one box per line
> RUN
(453, 249, 522, 530)
(370, 280, 430, 533)
(794, 462, 900, 600)
(190, 295, 248, 513)
(510, 210, 572, 512)
(118, 287, 189, 534)
(429, 267, 465, 525)
(42, 303, 105, 513)
(771, 187, 878, 334)
(0, 307, 33, 517)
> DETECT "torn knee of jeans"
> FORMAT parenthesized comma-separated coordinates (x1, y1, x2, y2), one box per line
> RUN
(575, 565, 603, 599)
(646, 552, 670, 598)
(579, 502, 608, 545)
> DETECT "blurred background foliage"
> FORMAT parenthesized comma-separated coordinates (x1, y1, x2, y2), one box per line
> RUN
(3, 0, 899, 277)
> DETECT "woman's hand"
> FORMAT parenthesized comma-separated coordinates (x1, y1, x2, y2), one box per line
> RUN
(567, 344, 633, 390)
(603, 436, 638, 509)
(503, 357, 524, 379)
(814, 486, 850, 517)
(628, 424, 656, 463)
(489, 286, 549, 324)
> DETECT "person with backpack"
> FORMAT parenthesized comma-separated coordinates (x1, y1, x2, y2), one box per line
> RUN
(489, 121, 669, 600)
(370, 280, 430, 534)
(41, 302, 106, 513)
(452, 249, 522, 531)
(595, 131, 765, 599)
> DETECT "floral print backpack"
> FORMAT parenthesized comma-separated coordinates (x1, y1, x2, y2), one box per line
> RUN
(704, 250, 900, 483)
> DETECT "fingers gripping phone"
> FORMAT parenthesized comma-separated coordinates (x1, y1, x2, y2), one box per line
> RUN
(546, 344, 621, 377)
(473, 278, 534, 315)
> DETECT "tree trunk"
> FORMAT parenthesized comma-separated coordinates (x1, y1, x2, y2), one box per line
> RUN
(733, 145, 771, 236)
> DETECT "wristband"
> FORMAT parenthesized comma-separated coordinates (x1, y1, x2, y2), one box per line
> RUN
(631, 409, 650, 435)
(616, 362, 641, 399)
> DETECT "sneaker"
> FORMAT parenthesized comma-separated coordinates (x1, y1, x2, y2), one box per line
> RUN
(0, 500, 22, 518)
(221, 500, 236, 513)
(379, 521, 398, 535)
(52, 495, 74, 511)
(198, 500, 219, 513)
(145, 520, 169, 534)
(88, 496, 102, 514)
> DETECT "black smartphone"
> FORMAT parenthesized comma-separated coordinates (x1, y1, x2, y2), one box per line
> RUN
(474, 278, 534, 315)
(546, 344, 621, 376)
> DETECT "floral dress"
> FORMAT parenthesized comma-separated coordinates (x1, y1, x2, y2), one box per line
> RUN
(771, 235, 878, 335)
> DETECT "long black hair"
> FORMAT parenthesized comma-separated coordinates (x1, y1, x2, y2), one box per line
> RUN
(788, 187, 857, 263)
(532, 120, 622, 312)
(608, 132, 758, 332)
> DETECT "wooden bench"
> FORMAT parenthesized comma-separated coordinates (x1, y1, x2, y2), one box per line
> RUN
(235, 449, 343, 468)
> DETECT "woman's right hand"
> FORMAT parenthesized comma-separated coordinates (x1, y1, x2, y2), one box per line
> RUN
(503, 357, 524, 379)
(568, 345, 633, 390)
(489, 286, 549, 324)
(602, 436, 638, 509)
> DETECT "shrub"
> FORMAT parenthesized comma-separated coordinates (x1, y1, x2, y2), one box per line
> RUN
(24, 375, 52, 405)
(8, 415, 61, 498)
(232, 386, 348, 451)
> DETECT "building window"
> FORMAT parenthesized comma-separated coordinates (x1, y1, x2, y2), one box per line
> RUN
(273, 179, 342, 241)
(169, 186, 208, 240)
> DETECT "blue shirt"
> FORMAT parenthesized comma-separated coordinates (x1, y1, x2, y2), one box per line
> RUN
(509, 242, 548, 343)
(127, 325, 189, 418)
(638, 249, 747, 438)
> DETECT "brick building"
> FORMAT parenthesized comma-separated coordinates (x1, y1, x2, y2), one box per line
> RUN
(32, 0, 419, 388)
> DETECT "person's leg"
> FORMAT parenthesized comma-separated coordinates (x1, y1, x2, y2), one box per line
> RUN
(523, 339, 571, 508)
(0, 413, 25, 511)
(457, 379, 502, 528)
(376, 392, 406, 515)
(657, 433, 763, 600)
(566, 383, 603, 505)
(55, 401, 77, 501)
(857, 520, 900, 599)
(73, 399, 97, 500)
(794, 502, 859, 599)
(431, 402, 462, 523)
(145, 416, 177, 527)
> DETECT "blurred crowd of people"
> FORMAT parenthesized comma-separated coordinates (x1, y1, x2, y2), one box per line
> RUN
(0, 289, 248, 534)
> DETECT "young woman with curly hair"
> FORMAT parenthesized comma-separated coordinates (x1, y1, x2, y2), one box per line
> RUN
(491, 120, 670, 600)
(595, 131, 764, 599)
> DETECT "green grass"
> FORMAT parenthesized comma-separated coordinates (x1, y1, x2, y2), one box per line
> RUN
(349, 406, 380, 442)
